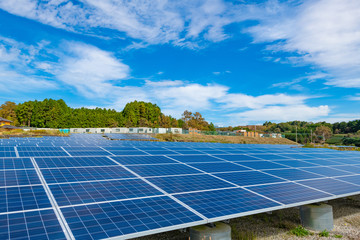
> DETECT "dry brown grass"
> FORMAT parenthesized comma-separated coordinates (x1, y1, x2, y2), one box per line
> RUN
(0, 128, 69, 137)
(155, 133, 297, 145)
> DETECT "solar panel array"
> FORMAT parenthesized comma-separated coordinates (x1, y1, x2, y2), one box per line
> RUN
(1, 134, 360, 239)
(105, 133, 158, 141)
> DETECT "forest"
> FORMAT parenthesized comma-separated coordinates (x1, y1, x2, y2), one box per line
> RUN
(0, 99, 215, 130)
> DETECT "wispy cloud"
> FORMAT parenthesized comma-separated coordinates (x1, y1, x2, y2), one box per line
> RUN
(0, 0, 244, 47)
(246, 0, 360, 88)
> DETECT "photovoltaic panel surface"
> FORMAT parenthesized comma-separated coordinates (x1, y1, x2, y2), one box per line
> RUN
(175, 188, 280, 219)
(61, 196, 203, 240)
(0, 209, 67, 240)
(49, 179, 163, 206)
(2, 134, 360, 240)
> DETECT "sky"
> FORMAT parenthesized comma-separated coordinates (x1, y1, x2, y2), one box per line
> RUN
(0, 0, 360, 126)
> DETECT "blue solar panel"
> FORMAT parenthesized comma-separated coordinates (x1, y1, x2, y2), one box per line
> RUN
(50, 179, 163, 206)
(112, 155, 176, 165)
(0, 185, 52, 213)
(326, 158, 360, 165)
(126, 164, 201, 177)
(0, 158, 33, 170)
(61, 196, 203, 239)
(298, 178, 360, 195)
(247, 182, 332, 204)
(264, 168, 323, 181)
(18, 151, 69, 157)
(66, 150, 110, 156)
(336, 175, 360, 185)
(0, 170, 41, 187)
(215, 154, 262, 161)
(35, 156, 116, 168)
(272, 160, 318, 168)
(168, 155, 224, 163)
(333, 165, 360, 174)
(274, 154, 314, 160)
(171, 150, 205, 155)
(303, 159, 341, 166)
(41, 166, 136, 184)
(108, 150, 146, 155)
(248, 154, 290, 160)
(238, 161, 287, 170)
(147, 174, 233, 193)
(214, 171, 285, 186)
(175, 188, 280, 219)
(299, 166, 352, 177)
(143, 150, 179, 155)
(0, 209, 66, 239)
(188, 162, 250, 173)
(0, 151, 17, 157)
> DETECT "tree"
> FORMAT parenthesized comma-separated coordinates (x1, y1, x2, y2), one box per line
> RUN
(0, 101, 18, 125)
(314, 125, 332, 143)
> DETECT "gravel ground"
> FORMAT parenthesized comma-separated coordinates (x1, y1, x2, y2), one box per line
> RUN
(135, 195, 360, 240)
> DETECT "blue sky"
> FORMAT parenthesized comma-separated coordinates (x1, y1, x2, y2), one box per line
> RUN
(1, 0, 360, 126)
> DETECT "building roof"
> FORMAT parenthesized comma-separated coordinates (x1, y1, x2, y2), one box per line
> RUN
(0, 117, 13, 122)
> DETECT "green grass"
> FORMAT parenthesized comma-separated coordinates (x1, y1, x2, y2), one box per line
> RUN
(289, 226, 311, 237)
(334, 234, 343, 238)
(319, 229, 329, 237)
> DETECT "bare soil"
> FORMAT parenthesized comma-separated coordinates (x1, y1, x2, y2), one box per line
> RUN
(135, 195, 360, 240)
(155, 133, 297, 145)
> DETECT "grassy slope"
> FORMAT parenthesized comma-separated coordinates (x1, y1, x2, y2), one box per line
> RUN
(155, 133, 297, 145)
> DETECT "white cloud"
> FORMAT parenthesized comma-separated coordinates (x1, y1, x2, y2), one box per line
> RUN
(218, 93, 308, 109)
(246, 0, 360, 88)
(347, 94, 360, 101)
(0, 37, 58, 92)
(0, 0, 241, 47)
(229, 105, 330, 125)
(56, 42, 130, 98)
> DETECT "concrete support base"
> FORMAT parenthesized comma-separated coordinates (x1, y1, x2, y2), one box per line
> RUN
(190, 222, 231, 240)
(300, 204, 334, 231)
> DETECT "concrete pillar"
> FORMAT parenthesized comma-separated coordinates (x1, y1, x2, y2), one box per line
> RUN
(190, 222, 231, 240)
(300, 204, 333, 231)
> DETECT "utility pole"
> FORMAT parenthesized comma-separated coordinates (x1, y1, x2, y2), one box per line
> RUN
(310, 129, 312, 143)
(323, 133, 325, 143)
(296, 126, 298, 143)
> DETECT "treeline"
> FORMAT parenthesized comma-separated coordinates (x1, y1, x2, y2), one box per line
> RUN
(0, 99, 215, 130)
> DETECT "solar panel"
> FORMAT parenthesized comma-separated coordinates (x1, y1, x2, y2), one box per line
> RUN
(146, 174, 234, 193)
(247, 182, 332, 205)
(35, 156, 116, 168)
(40, 166, 136, 184)
(1, 134, 360, 239)
(49, 179, 163, 206)
(126, 163, 202, 177)
(169, 155, 224, 163)
(0, 185, 52, 212)
(298, 178, 360, 195)
(0, 158, 33, 169)
(61, 196, 203, 240)
(175, 188, 280, 219)
(112, 155, 176, 165)
(0, 170, 42, 187)
(188, 162, 251, 173)
(0, 209, 67, 240)
(214, 171, 285, 186)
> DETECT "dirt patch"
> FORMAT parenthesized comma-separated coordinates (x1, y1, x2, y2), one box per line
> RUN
(155, 133, 297, 145)
(136, 195, 360, 240)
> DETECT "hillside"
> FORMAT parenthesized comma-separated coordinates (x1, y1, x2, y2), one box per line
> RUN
(156, 133, 298, 145)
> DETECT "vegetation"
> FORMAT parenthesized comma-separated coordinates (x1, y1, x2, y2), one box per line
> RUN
(0, 128, 69, 137)
(155, 133, 297, 144)
(319, 229, 330, 237)
(0, 99, 215, 130)
(289, 226, 311, 237)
